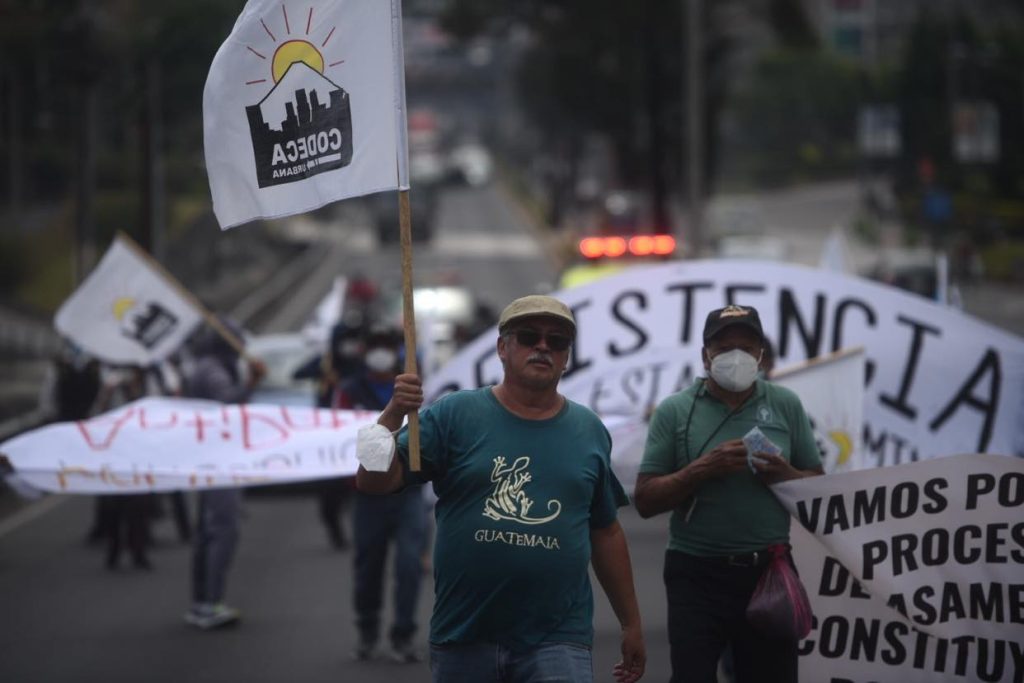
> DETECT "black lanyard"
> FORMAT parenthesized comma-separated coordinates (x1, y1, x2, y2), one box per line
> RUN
(683, 380, 749, 463)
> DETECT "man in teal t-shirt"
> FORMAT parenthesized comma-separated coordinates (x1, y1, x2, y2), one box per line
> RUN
(356, 295, 646, 683)
(634, 304, 823, 683)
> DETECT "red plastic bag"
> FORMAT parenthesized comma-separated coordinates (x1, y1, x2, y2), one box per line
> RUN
(745, 544, 813, 641)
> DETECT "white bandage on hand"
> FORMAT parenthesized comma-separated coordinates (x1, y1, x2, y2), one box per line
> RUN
(356, 423, 397, 472)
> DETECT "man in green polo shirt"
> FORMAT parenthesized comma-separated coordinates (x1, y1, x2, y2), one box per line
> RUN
(633, 304, 823, 683)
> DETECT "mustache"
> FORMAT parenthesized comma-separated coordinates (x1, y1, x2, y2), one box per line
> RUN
(527, 353, 553, 366)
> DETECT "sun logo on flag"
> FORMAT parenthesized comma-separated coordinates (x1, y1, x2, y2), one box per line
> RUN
(828, 430, 853, 467)
(243, 5, 346, 87)
(112, 297, 136, 322)
(241, 4, 354, 189)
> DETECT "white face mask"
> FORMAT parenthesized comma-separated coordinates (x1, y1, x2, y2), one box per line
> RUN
(708, 348, 761, 392)
(364, 347, 397, 373)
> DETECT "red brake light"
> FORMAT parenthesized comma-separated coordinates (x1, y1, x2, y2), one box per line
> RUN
(653, 235, 676, 255)
(579, 234, 675, 259)
(629, 236, 654, 255)
(579, 237, 605, 259)
(605, 237, 627, 257)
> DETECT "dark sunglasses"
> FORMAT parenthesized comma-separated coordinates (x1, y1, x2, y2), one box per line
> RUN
(510, 328, 573, 352)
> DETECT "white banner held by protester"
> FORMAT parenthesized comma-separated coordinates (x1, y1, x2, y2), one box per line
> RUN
(0, 398, 378, 494)
(54, 236, 202, 366)
(426, 261, 1024, 467)
(773, 348, 865, 473)
(204, 0, 409, 229)
(773, 454, 1024, 682)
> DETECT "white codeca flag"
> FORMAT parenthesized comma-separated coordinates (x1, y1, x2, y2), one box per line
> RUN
(55, 236, 202, 365)
(204, 0, 409, 229)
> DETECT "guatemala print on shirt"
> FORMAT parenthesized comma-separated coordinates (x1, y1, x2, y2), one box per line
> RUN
(475, 456, 563, 550)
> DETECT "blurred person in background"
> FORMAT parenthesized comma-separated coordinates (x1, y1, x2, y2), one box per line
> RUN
(47, 342, 102, 424)
(314, 317, 367, 550)
(147, 357, 193, 544)
(292, 310, 368, 407)
(335, 324, 427, 664)
(183, 320, 265, 630)
(40, 343, 106, 544)
(345, 272, 378, 313)
(92, 364, 157, 571)
(293, 312, 369, 550)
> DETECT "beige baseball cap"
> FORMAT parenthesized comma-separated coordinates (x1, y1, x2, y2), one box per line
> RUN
(498, 295, 576, 335)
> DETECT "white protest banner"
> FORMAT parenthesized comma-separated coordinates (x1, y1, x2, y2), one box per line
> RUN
(773, 348, 866, 473)
(204, 0, 408, 229)
(0, 398, 377, 494)
(426, 261, 1024, 466)
(55, 236, 203, 366)
(774, 454, 1024, 682)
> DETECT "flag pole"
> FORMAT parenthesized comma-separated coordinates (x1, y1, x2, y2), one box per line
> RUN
(114, 231, 253, 362)
(391, 0, 419, 470)
(398, 190, 421, 471)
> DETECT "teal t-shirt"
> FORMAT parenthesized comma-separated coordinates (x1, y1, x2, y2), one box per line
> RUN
(639, 378, 821, 556)
(397, 387, 628, 650)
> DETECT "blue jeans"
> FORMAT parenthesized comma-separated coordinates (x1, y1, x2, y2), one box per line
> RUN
(353, 486, 427, 645)
(191, 489, 242, 604)
(429, 641, 593, 683)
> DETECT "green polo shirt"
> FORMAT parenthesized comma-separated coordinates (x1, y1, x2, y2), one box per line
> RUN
(639, 378, 821, 556)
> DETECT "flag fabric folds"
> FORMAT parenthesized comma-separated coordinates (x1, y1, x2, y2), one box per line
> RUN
(203, 0, 409, 229)
(54, 237, 202, 366)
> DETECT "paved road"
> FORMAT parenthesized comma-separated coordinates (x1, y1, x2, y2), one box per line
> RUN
(266, 181, 560, 321)
(0, 493, 674, 683)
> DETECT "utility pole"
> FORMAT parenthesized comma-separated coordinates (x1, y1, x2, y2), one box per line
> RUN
(140, 58, 166, 262)
(685, 0, 704, 257)
(75, 83, 98, 285)
(5, 66, 24, 218)
(71, 6, 99, 285)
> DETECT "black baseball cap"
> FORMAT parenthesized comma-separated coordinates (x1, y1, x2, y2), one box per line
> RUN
(703, 305, 765, 343)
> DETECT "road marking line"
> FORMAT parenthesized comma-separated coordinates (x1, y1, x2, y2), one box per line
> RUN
(0, 495, 68, 539)
(432, 233, 541, 257)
